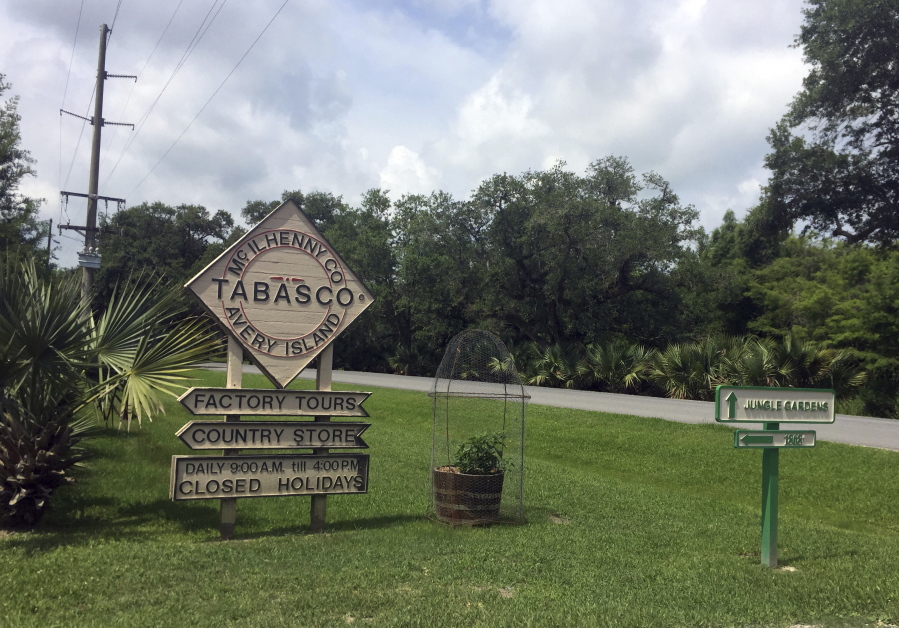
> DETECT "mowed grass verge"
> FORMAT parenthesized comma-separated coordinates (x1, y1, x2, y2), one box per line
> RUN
(2, 369, 898, 627)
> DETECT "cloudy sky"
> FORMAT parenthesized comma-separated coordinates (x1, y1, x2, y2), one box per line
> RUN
(1, 0, 809, 267)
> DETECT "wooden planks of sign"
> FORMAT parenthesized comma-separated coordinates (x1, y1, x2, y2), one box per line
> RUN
(179, 388, 371, 417)
(177, 420, 370, 450)
(170, 453, 370, 500)
(183, 200, 374, 389)
(173, 200, 377, 539)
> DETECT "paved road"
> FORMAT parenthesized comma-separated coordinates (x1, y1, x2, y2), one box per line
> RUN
(198, 364, 899, 451)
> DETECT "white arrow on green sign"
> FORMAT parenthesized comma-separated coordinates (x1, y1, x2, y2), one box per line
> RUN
(733, 430, 816, 449)
(715, 385, 835, 424)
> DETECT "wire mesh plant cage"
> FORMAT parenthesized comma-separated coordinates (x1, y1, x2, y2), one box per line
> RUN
(429, 329, 528, 525)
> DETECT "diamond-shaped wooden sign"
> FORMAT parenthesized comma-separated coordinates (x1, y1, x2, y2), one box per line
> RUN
(185, 200, 374, 388)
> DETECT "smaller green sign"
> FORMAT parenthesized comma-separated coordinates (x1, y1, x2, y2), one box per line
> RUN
(733, 430, 816, 449)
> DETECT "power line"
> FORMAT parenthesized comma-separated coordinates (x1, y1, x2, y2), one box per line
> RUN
(127, 0, 291, 198)
(100, 0, 186, 178)
(59, 0, 85, 112)
(100, 0, 228, 192)
(59, 0, 85, 225)
(142, 0, 187, 75)
(109, 0, 125, 37)
(60, 84, 96, 192)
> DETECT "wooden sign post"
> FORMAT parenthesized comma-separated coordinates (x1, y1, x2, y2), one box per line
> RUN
(311, 344, 333, 533)
(173, 200, 375, 538)
(221, 336, 242, 539)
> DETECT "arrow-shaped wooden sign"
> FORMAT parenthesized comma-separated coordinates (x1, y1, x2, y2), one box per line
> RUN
(176, 421, 370, 450)
(178, 388, 371, 417)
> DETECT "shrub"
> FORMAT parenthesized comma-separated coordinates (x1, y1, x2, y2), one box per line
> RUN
(648, 337, 731, 400)
(452, 432, 510, 475)
(577, 339, 654, 393)
(523, 343, 579, 388)
(0, 256, 219, 530)
(0, 397, 89, 529)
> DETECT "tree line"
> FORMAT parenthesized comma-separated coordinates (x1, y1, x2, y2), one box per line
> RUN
(75, 158, 895, 418)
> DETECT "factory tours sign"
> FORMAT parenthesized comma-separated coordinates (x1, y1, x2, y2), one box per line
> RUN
(178, 388, 371, 417)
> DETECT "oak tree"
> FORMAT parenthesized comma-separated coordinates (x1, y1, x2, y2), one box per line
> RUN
(764, 0, 899, 245)
(0, 75, 47, 267)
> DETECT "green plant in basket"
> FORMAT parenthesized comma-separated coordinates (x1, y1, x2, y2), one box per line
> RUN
(434, 431, 511, 524)
(452, 432, 511, 475)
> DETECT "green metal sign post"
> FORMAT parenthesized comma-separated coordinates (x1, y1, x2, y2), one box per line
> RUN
(715, 386, 834, 568)
(760, 422, 779, 568)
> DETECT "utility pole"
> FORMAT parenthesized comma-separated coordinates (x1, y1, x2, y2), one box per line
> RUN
(59, 23, 134, 301)
(47, 218, 53, 271)
(82, 22, 108, 297)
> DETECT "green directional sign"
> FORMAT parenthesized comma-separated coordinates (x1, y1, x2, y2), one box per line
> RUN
(715, 386, 835, 424)
(716, 384, 836, 568)
(734, 430, 816, 449)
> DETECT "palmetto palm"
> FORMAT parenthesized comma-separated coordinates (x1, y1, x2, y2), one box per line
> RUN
(649, 336, 734, 400)
(577, 339, 654, 393)
(721, 338, 792, 388)
(773, 334, 831, 388)
(824, 350, 867, 397)
(0, 256, 219, 528)
(90, 275, 220, 427)
(772, 334, 866, 394)
(0, 258, 98, 424)
(524, 343, 578, 389)
(0, 259, 93, 528)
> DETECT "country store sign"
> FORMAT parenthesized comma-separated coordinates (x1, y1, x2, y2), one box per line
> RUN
(170, 200, 375, 537)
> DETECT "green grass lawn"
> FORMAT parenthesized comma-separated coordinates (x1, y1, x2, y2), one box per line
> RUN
(2, 369, 898, 627)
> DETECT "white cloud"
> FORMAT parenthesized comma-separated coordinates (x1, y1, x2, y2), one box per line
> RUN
(379, 146, 439, 196)
(456, 75, 547, 142)
(0, 0, 811, 267)
(441, 74, 550, 174)
(738, 177, 762, 196)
